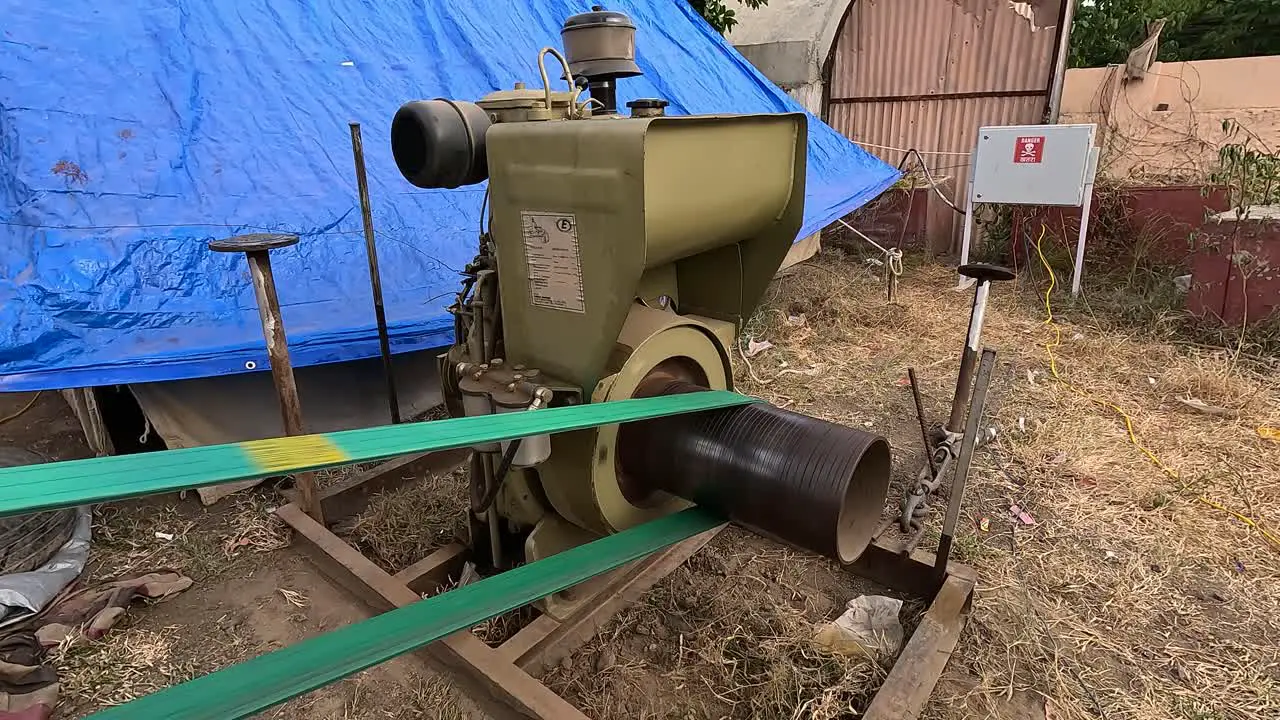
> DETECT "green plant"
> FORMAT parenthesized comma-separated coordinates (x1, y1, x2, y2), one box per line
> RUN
(1213, 119, 1280, 215)
(971, 204, 1014, 265)
(1069, 0, 1280, 68)
(688, 0, 768, 34)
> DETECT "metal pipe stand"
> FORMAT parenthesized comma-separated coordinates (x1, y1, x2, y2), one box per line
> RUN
(209, 232, 324, 523)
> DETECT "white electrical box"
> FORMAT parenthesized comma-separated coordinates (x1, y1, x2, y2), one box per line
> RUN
(970, 124, 1097, 206)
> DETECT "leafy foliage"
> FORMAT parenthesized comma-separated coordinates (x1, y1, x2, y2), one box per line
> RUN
(1166, 0, 1280, 61)
(1069, 0, 1280, 68)
(687, 0, 768, 34)
(1068, 0, 1196, 68)
(1213, 119, 1280, 213)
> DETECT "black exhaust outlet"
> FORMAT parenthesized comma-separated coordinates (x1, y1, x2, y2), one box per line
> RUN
(617, 381, 891, 563)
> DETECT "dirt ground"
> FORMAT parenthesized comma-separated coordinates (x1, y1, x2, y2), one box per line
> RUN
(0, 393, 475, 720)
(3, 245, 1278, 719)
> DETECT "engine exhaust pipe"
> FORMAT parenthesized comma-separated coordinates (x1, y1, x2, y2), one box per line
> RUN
(617, 380, 891, 564)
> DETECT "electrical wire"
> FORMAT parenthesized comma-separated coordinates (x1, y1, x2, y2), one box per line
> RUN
(478, 185, 490, 237)
(0, 392, 43, 425)
(1033, 226, 1280, 552)
(852, 140, 971, 157)
(896, 149, 966, 215)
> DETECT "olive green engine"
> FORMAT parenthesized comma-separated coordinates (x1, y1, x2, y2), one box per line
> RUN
(390, 10, 809, 595)
(488, 112, 806, 537)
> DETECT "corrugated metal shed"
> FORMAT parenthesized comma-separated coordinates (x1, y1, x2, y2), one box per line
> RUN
(826, 0, 1066, 251)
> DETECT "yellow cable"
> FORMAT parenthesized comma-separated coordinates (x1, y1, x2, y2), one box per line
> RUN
(1033, 228, 1280, 552)
(0, 391, 42, 425)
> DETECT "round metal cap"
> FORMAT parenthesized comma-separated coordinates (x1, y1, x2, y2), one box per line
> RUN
(626, 98, 668, 110)
(958, 263, 1016, 282)
(626, 98, 668, 118)
(562, 7, 635, 30)
(208, 233, 299, 253)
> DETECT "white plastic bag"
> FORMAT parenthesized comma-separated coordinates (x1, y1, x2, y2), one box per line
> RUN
(812, 594, 904, 659)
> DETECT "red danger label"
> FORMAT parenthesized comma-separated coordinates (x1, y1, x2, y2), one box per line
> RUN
(1014, 136, 1045, 164)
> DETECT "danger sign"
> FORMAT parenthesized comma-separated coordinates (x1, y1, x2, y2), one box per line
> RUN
(1014, 136, 1045, 164)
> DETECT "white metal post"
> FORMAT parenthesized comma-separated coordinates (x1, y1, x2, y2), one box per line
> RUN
(1070, 181, 1093, 296)
(1070, 148, 1101, 296)
(957, 177, 976, 288)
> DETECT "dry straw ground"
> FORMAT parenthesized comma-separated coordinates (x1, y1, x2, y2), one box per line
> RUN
(49, 481, 476, 719)
(42, 245, 1280, 719)
(733, 248, 1280, 719)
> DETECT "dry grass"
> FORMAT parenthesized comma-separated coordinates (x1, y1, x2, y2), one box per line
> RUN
(737, 249, 1280, 720)
(90, 491, 289, 581)
(471, 604, 539, 647)
(53, 248, 1280, 719)
(55, 493, 287, 716)
(51, 625, 223, 712)
(256, 671, 475, 720)
(56, 486, 480, 719)
(544, 529, 908, 718)
(400, 673, 474, 720)
(55, 622, 475, 720)
(312, 462, 378, 491)
(342, 466, 468, 573)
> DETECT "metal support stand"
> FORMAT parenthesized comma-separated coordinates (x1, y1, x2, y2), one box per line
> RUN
(935, 347, 996, 578)
(956, 129, 1100, 296)
(956, 176, 976, 289)
(902, 263, 1012, 534)
(1070, 166, 1097, 296)
(945, 264, 1013, 434)
(209, 233, 324, 524)
(277, 442, 977, 720)
(349, 122, 401, 424)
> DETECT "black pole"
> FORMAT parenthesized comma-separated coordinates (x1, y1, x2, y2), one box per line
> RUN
(349, 122, 401, 424)
(588, 80, 618, 115)
(907, 367, 936, 477)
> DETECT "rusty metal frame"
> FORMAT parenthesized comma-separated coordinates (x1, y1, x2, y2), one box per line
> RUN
(275, 449, 977, 720)
(829, 88, 1047, 104)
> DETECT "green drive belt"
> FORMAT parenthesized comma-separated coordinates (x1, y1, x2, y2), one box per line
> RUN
(0, 391, 754, 518)
(86, 507, 724, 720)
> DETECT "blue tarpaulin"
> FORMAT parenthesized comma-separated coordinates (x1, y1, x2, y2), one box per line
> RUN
(0, 0, 898, 392)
